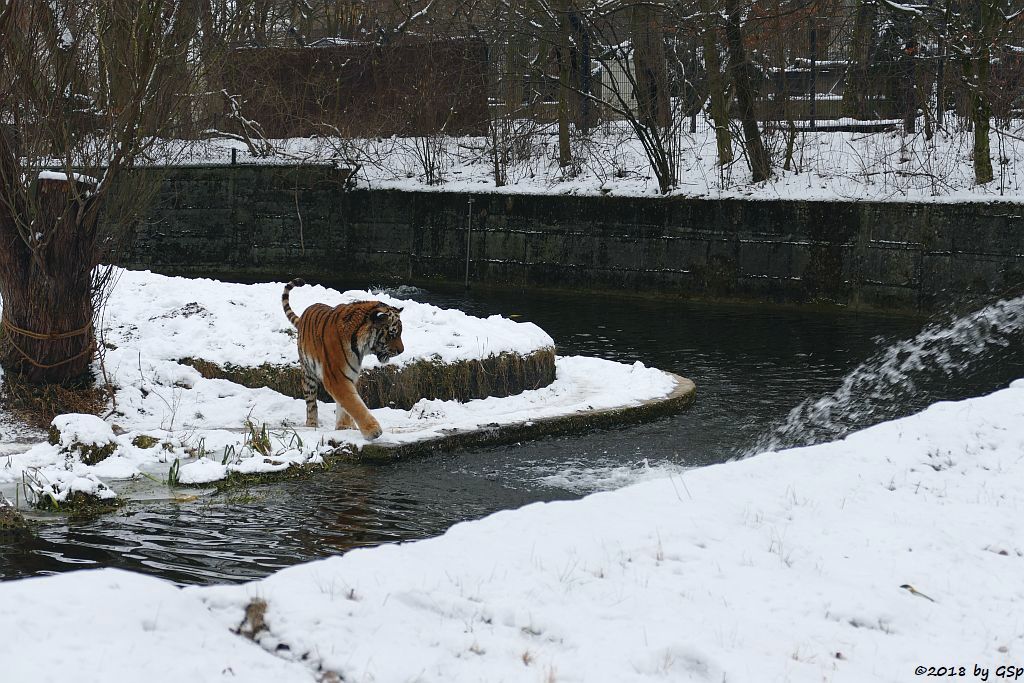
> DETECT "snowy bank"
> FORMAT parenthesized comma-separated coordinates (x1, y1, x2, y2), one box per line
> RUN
(150, 121, 1024, 203)
(105, 268, 560, 410)
(2, 380, 1022, 682)
(0, 269, 686, 497)
(102, 268, 553, 370)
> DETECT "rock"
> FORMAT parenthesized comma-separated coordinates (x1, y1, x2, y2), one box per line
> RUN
(0, 499, 31, 540)
(49, 414, 119, 465)
(131, 434, 160, 449)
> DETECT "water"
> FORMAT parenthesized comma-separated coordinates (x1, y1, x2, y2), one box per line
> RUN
(2, 285, 1022, 584)
(755, 294, 1024, 453)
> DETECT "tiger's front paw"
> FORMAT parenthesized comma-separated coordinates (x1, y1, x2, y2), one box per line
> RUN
(360, 420, 383, 440)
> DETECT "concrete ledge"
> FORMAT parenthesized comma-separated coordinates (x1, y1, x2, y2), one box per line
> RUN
(209, 372, 696, 489)
(355, 372, 697, 463)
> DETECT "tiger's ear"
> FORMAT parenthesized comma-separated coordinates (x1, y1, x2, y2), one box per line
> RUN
(394, 306, 403, 313)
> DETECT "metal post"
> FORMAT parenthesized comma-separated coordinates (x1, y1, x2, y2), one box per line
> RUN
(936, 37, 946, 128)
(231, 148, 237, 165)
(464, 197, 474, 289)
(691, 42, 698, 134)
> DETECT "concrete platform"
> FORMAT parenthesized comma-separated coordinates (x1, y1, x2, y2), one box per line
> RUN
(352, 373, 696, 463)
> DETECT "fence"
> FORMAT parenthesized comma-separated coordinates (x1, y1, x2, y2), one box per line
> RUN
(221, 37, 489, 138)
(216, 4, 1024, 138)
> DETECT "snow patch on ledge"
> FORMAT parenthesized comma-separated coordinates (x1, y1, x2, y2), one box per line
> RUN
(103, 268, 553, 369)
(38, 170, 98, 185)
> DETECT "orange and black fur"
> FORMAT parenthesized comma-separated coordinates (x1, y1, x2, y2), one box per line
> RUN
(281, 279, 404, 439)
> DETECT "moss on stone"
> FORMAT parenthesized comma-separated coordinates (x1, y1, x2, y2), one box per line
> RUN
(48, 426, 118, 465)
(81, 442, 117, 465)
(205, 463, 325, 491)
(0, 505, 32, 540)
(32, 490, 122, 519)
(131, 434, 160, 449)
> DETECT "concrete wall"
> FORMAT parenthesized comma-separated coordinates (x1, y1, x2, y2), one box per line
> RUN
(125, 165, 1024, 313)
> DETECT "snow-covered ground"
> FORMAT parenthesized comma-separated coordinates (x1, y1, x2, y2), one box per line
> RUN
(2, 379, 1022, 682)
(0, 269, 679, 501)
(153, 117, 1024, 202)
(101, 268, 553, 370)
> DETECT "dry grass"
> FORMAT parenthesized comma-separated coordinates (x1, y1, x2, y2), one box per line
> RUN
(180, 347, 557, 410)
(0, 375, 110, 429)
(235, 598, 269, 640)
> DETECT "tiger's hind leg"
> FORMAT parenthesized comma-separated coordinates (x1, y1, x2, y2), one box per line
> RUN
(300, 356, 320, 428)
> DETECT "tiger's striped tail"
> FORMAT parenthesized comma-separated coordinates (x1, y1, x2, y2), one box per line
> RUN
(281, 278, 306, 326)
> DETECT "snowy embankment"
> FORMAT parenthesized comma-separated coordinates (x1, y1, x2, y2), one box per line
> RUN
(3, 381, 1022, 682)
(156, 119, 1024, 203)
(0, 269, 679, 500)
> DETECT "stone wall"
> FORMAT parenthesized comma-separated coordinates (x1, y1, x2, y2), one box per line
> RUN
(125, 165, 1024, 313)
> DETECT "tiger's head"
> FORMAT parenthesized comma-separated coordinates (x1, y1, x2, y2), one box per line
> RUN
(369, 304, 404, 363)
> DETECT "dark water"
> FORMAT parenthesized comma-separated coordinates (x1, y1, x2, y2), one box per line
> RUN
(3, 284, 1023, 585)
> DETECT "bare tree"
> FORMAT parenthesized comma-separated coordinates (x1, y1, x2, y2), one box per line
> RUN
(843, 0, 879, 118)
(631, 2, 671, 129)
(723, 0, 772, 182)
(880, 0, 1024, 184)
(580, 1, 684, 192)
(699, 0, 733, 165)
(556, 0, 574, 166)
(944, 0, 1024, 184)
(0, 0, 199, 385)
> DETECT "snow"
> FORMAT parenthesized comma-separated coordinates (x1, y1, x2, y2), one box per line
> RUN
(175, 456, 228, 485)
(103, 268, 554, 369)
(2, 379, 1022, 682)
(38, 170, 98, 185)
(50, 413, 116, 448)
(23, 468, 117, 505)
(0, 569, 312, 683)
(144, 117, 1024, 203)
(0, 269, 679, 495)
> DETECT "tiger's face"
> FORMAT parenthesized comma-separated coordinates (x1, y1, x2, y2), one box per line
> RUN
(370, 305, 404, 363)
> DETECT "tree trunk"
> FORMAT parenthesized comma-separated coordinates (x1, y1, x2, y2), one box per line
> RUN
(724, 0, 771, 182)
(700, 0, 733, 165)
(900, 50, 917, 134)
(967, 51, 994, 185)
(254, 0, 271, 44)
(503, 0, 524, 117)
(842, 0, 876, 118)
(557, 0, 571, 167)
(200, 0, 227, 131)
(0, 178, 100, 384)
(567, 6, 596, 131)
(631, 3, 670, 129)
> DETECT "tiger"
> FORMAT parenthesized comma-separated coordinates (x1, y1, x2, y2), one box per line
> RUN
(281, 278, 404, 439)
